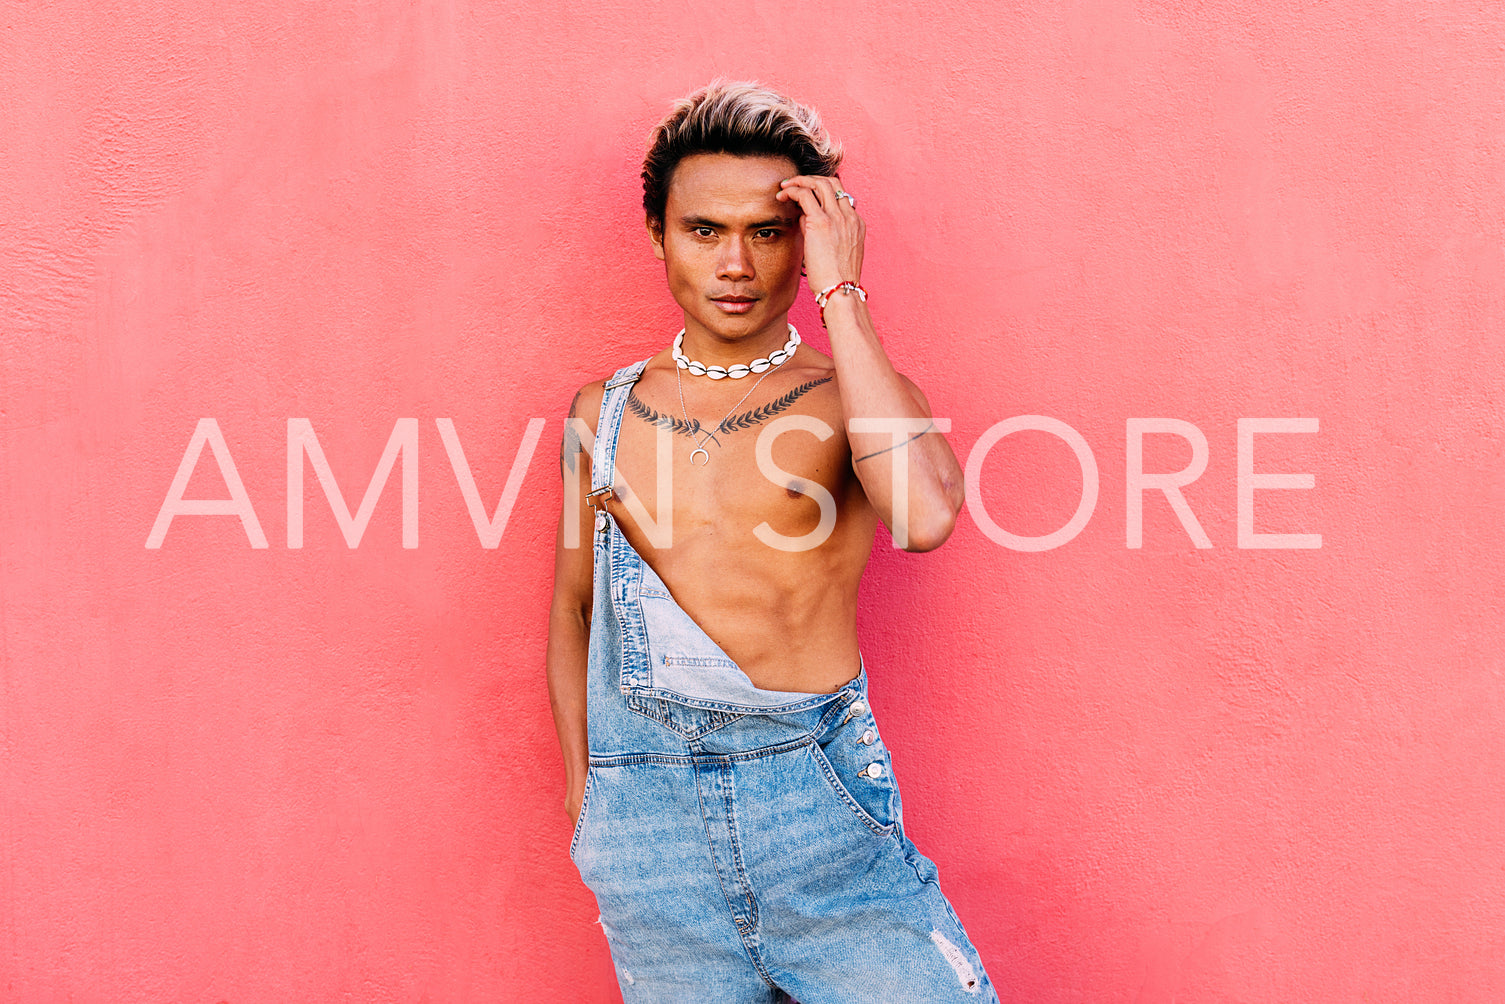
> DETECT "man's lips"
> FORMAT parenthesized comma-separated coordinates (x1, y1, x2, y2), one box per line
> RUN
(710, 295, 759, 314)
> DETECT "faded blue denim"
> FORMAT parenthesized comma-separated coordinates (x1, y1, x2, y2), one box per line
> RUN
(571, 358, 1000, 1003)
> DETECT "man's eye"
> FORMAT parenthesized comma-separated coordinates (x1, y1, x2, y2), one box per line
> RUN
(693, 227, 716, 238)
(756, 229, 780, 239)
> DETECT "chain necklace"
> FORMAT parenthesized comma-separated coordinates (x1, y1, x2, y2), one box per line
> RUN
(674, 334, 797, 465)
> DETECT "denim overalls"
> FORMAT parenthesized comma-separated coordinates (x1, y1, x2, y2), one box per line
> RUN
(569, 357, 1000, 1003)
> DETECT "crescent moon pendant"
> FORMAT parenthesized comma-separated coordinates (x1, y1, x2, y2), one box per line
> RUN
(689, 447, 710, 466)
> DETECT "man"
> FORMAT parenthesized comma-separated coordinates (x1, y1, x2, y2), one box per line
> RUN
(547, 81, 999, 1002)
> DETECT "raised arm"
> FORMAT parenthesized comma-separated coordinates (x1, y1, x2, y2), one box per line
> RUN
(777, 175, 965, 551)
(546, 379, 605, 823)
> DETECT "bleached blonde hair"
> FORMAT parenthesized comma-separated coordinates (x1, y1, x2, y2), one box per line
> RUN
(642, 79, 843, 234)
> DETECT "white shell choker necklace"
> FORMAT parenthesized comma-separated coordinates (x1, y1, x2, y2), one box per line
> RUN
(672, 324, 800, 379)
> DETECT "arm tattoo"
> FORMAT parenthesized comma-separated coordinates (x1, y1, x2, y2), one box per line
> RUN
(853, 421, 936, 463)
(560, 387, 586, 474)
(627, 376, 834, 438)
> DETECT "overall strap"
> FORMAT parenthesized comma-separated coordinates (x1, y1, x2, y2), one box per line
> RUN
(587, 357, 651, 510)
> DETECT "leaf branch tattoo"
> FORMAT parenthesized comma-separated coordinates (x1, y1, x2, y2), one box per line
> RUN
(626, 395, 703, 437)
(561, 387, 585, 474)
(628, 376, 833, 439)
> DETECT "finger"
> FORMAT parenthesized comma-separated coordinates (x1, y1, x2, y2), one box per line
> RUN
(804, 175, 843, 212)
(798, 174, 859, 219)
(779, 175, 835, 212)
(816, 175, 858, 217)
(777, 181, 829, 219)
(826, 176, 859, 216)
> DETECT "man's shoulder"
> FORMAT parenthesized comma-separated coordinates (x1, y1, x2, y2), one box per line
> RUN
(564, 378, 607, 436)
(564, 354, 656, 434)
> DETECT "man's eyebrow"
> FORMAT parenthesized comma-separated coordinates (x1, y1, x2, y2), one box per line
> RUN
(679, 215, 799, 229)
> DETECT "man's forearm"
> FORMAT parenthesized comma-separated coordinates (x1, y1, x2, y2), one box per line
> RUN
(823, 294, 965, 550)
(774, 173, 964, 550)
(546, 605, 591, 800)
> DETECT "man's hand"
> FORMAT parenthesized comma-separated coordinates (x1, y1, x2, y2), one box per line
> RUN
(565, 775, 586, 826)
(777, 175, 865, 294)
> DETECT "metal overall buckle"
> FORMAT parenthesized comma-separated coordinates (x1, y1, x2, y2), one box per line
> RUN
(585, 485, 615, 534)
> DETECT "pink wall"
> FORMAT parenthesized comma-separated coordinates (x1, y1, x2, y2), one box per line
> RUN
(3, 1, 1502, 1000)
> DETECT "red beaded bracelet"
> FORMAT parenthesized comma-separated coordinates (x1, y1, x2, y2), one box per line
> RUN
(814, 281, 868, 328)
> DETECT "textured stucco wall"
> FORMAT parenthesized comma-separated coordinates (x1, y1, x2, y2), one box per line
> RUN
(2, 1, 1502, 1001)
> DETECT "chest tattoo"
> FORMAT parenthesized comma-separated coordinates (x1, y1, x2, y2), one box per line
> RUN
(627, 376, 834, 439)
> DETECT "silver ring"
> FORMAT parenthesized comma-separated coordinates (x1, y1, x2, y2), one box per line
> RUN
(834, 190, 855, 208)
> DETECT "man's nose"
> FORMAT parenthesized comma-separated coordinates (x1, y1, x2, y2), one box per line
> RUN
(717, 238, 754, 280)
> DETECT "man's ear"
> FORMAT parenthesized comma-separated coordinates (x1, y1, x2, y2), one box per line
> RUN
(646, 218, 665, 261)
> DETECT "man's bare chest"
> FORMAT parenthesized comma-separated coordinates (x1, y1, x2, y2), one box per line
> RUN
(607, 368, 861, 543)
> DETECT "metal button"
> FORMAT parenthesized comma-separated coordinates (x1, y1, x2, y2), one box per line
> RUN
(863, 762, 885, 779)
(849, 699, 867, 716)
(860, 729, 876, 746)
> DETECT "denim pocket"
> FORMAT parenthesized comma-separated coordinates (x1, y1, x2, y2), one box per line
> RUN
(568, 769, 596, 863)
(624, 694, 740, 740)
(807, 739, 897, 837)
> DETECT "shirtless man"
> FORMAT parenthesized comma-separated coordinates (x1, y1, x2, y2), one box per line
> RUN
(547, 81, 999, 1002)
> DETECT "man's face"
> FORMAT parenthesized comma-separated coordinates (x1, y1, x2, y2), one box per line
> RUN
(650, 153, 804, 344)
